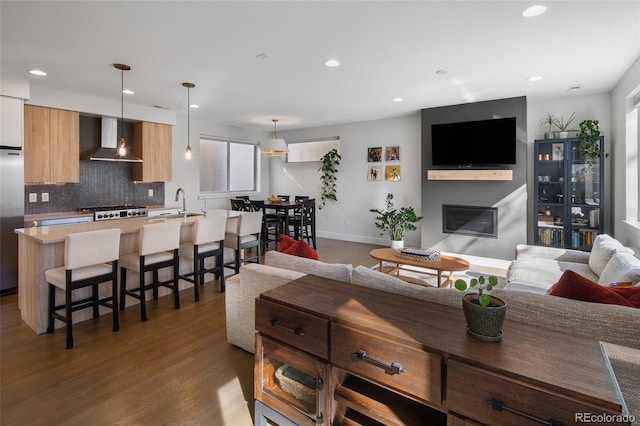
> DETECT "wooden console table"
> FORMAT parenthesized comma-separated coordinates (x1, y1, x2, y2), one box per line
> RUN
(254, 274, 629, 425)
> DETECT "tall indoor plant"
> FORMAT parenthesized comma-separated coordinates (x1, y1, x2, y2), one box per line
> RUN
(370, 193, 423, 249)
(318, 148, 341, 209)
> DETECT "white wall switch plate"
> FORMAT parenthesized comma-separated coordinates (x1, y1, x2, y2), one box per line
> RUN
(29, 193, 37, 203)
(148, 189, 153, 197)
(41, 192, 49, 202)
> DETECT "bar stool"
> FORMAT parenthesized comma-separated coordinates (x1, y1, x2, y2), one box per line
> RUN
(224, 211, 263, 275)
(119, 220, 181, 322)
(249, 199, 282, 252)
(289, 198, 317, 248)
(179, 216, 226, 299)
(45, 228, 121, 349)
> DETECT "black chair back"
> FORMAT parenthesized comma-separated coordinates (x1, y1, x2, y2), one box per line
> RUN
(230, 199, 250, 211)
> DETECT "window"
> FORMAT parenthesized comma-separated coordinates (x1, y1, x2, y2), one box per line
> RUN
(199, 137, 258, 193)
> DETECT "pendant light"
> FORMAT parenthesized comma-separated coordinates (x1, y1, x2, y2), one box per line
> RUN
(262, 119, 288, 157)
(182, 82, 195, 160)
(114, 64, 131, 157)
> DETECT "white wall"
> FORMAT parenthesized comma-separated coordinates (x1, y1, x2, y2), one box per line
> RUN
(611, 55, 640, 249)
(275, 113, 423, 247)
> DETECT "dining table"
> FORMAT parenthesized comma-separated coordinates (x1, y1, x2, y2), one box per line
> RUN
(264, 199, 302, 236)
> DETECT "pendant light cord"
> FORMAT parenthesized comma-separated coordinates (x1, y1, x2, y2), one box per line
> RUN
(187, 86, 190, 149)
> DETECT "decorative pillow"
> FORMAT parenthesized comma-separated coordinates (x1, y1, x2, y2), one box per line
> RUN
(282, 238, 319, 260)
(588, 234, 633, 276)
(278, 234, 297, 252)
(549, 270, 638, 308)
(598, 252, 640, 285)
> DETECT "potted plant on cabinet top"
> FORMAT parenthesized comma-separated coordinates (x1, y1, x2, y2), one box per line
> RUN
(454, 275, 506, 342)
(577, 119, 607, 167)
(538, 112, 557, 139)
(553, 112, 576, 139)
(370, 193, 423, 249)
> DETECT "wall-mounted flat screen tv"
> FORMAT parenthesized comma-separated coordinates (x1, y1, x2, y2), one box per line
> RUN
(431, 117, 516, 166)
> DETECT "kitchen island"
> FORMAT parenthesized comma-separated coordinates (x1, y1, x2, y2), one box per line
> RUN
(15, 210, 238, 334)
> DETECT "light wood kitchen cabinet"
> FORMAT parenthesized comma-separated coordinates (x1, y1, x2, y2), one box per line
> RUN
(24, 105, 79, 183)
(132, 121, 172, 182)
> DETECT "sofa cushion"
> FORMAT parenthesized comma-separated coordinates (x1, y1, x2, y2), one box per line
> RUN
(507, 258, 598, 290)
(598, 252, 640, 286)
(549, 270, 637, 308)
(264, 251, 352, 282)
(588, 234, 634, 276)
(282, 238, 319, 260)
(278, 234, 297, 252)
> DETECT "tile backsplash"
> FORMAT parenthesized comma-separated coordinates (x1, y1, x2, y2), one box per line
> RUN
(24, 116, 165, 214)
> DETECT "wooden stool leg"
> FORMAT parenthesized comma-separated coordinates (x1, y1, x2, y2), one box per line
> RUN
(139, 269, 148, 322)
(119, 268, 127, 311)
(173, 252, 180, 309)
(65, 281, 73, 349)
(112, 263, 119, 332)
(218, 252, 225, 293)
(92, 283, 99, 318)
(47, 284, 55, 333)
(193, 254, 200, 302)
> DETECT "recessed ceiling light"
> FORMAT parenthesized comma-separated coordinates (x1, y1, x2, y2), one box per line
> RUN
(324, 59, 340, 67)
(29, 69, 47, 76)
(527, 75, 544, 82)
(568, 85, 582, 92)
(122, 89, 134, 95)
(522, 4, 548, 18)
(435, 69, 448, 75)
(392, 97, 403, 102)
(189, 104, 200, 109)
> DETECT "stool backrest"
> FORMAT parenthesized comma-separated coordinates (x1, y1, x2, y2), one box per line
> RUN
(140, 220, 181, 256)
(193, 216, 227, 245)
(65, 228, 121, 270)
(237, 211, 263, 236)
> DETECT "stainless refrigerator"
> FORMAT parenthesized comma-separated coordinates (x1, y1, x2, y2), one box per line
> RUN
(0, 146, 23, 294)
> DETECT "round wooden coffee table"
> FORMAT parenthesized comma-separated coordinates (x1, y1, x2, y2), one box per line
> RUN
(369, 248, 470, 288)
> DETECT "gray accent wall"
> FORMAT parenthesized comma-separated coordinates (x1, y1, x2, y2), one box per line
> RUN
(421, 96, 527, 260)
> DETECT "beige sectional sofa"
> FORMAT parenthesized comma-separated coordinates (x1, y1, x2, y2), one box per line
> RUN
(225, 249, 640, 424)
(507, 234, 639, 294)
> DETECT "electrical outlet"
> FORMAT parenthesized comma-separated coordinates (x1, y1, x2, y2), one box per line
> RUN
(29, 193, 37, 203)
(148, 189, 153, 197)
(41, 192, 49, 202)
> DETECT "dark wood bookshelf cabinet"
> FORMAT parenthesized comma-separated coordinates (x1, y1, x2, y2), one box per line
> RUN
(534, 137, 604, 248)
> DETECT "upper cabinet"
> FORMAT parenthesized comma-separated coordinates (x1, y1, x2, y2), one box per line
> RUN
(24, 105, 79, 183)
(132, 121, 172, 182)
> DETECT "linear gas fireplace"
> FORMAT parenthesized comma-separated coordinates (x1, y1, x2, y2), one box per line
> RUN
(442, 205, 498, 238)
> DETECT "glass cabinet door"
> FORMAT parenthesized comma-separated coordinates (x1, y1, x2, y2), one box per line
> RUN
(568, 138, 602, 248)
(535, 140, 566, 247)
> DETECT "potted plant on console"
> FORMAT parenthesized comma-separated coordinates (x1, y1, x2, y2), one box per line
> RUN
(370, 193, 423, 249)
(454, 275, 505, 342)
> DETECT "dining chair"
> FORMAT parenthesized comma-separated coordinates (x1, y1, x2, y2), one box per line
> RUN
(224, 211, 263, 274)
(289, 198, 317, 248)
(179, 216, 227, 299)
(249, 200, 282, 252)
(119, 220, 181, 322)
(45, 228, 121, 349)
(230, 198, 250, 211)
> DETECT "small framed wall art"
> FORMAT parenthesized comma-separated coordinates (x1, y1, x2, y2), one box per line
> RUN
(385, 146, 400, 161)
(367, 147, 382, 162)
(385, 165, 401, 181)
(368, 165, 382, 181)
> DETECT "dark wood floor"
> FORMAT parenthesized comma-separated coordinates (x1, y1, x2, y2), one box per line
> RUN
(0, 238, 383, 426)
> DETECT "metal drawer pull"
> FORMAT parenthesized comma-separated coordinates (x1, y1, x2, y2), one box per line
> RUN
(490, 398, 564, 426)
(270, 318, 304, 336)
(353, 349, 405, 375)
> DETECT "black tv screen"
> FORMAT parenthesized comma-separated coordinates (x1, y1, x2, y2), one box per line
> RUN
(431, 117, 516, 166)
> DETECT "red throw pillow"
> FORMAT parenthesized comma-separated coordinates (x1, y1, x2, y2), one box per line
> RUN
(282, 239, 319, 260)
(610, 286, 640, 308)
(278, 234, 297, 252)
(549, 270, 636, 308)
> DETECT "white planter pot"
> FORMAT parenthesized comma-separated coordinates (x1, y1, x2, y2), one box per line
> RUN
(390, 240, 404, 250)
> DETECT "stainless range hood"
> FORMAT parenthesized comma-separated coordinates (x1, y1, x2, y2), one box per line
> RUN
(83, 117, 142, 162)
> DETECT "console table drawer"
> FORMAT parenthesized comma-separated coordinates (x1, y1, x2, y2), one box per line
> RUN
(447, 360, 630, 426)
(256, 298, 329, 359)
(330, 323, 442, 405)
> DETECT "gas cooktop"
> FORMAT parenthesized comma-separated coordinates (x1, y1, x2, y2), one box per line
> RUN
(79, 205, 148, 221)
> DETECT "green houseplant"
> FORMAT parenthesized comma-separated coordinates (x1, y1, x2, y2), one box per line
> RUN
(454, 275, 506, 341)
(318, 148, 341, 209)
(577, 119, 607, 166)
(538, 112, 557, 139)
(553, 112, 576, 138)
(370, 193, 423, 249)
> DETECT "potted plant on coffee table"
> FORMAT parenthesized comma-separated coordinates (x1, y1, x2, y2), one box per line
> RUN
(454, 275, 506, 342)
(370, 193, 423, 249)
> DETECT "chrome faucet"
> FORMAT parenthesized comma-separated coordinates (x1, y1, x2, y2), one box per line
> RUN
(175, 187, 187, 220)
(197, 195, 207, 216)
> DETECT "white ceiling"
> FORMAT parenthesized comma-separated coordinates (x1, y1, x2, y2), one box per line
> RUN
(2, 1, 639, 132)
